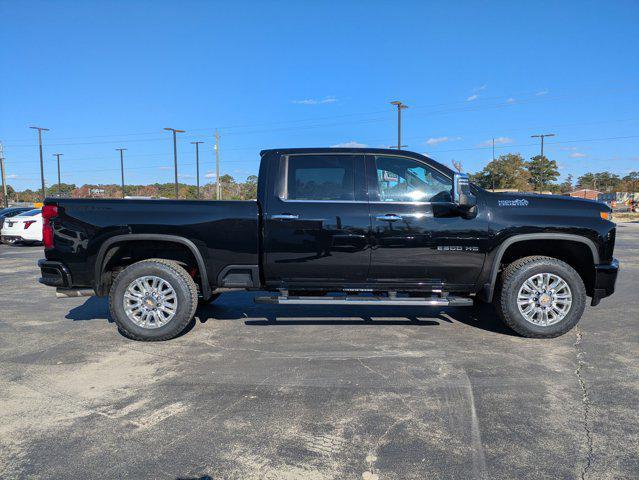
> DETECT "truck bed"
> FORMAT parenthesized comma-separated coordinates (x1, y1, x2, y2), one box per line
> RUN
(44, 198, 260, 289)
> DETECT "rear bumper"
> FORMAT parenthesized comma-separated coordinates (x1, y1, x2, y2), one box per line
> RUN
(38, 259, 72, 288)
(591, 258, 619, 306)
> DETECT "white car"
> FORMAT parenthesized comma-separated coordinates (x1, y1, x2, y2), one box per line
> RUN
(1, 209, 43, 245)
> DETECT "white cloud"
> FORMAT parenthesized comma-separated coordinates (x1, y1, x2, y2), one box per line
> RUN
(560, 146, 577, 151)
(426, 136, 462, 146)
(6, 174, 18, 179)
(158, 166, 172, 170)
(473, 84, 487, 92)
(477, 137, 513, 147)
(292, 95, 337, 105)
(204, 172, 216, 179)
(569, 152, 587, 158)
(536, 90, 549, 96)
(178, 174, 194, 179)
(330, 141, 367, 148)
(506, 97, 515, 103)
(466, 94, 478, 101)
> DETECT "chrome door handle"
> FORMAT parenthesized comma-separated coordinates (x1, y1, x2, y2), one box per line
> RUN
(271, 214, 299, 220)
(375, 214, 402, 222)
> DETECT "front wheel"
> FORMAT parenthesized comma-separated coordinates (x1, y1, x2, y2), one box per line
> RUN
(496, 256, 586, 338)
(108, 258, 199, 341)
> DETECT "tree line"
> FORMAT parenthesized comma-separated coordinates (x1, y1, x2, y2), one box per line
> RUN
(6, 174, 259, 203)
(469, 153, 638, 194)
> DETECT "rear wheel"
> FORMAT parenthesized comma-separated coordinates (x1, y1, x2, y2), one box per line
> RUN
(109, 258, 198, 341)
(495, 256, 586, 338)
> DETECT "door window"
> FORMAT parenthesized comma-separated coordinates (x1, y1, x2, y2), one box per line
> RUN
(375, 156, 452, 203)
(285, 155, 357, 201)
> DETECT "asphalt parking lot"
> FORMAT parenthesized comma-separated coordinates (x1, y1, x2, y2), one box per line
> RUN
(1, 224, 637, 480)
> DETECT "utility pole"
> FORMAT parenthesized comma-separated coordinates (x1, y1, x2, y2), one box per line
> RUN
(492, 137, 496, 192)
(531, 133, 556, 192)
(53, 153, 63, 195)
(190, 141, 204, 198)
(390, 101, 408, 150)
(116, 148, 127, 198)
(164, 128, 185, 199)
(531, 133, 555, 158)
(215, 129, 221, 200)
(29, 126, 49, 201)
(0, 142, 8, 208)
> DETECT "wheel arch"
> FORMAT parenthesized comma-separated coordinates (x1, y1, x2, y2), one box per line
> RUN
(94, 234, 211, 299)
(484, 233, 599, 302)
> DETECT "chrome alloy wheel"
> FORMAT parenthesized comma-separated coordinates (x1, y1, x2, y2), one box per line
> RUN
(517, 272, 572, 326)
(123, 275, 178, 328)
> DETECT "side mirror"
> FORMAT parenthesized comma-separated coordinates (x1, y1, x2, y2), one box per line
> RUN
(453, 173, 477, 208)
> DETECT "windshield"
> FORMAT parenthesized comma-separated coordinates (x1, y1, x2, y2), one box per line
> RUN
(17, 209, 41, 217)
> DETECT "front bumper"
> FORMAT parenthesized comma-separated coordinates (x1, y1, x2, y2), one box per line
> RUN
(38, 259, 72, 288)
(591, 258, 619, 306)
(2, 235, 24, 244)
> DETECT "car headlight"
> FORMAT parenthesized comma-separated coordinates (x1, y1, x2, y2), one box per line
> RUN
(600, 211, 612, 221)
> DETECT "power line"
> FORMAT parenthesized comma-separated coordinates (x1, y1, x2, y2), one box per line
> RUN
(5, 86, 638, 147)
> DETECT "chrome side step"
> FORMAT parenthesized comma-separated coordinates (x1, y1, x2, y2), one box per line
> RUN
(56, 288, 95, 298)
(254, 295, 473, 307)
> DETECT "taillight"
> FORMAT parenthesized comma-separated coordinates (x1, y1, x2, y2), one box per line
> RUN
(24, 220, 36, 229)
(42, 204, 58, 249)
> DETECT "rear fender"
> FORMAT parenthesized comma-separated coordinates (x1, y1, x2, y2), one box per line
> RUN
(94, 234, 212, 299)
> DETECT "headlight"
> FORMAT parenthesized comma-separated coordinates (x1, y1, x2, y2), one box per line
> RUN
(600, 211, 612, 221)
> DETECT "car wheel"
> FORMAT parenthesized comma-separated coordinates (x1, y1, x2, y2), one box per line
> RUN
(495, 256, 586, 338)
(108, 258, 198, 341)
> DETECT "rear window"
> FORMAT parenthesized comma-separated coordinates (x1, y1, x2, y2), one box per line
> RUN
(17, 209, 41, 217)
(285, 155, 356, 201)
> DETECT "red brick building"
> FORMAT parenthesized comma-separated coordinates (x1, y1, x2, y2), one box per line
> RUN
(569, 189, 602, 200)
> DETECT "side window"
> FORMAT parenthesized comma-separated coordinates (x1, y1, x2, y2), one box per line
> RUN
(285, 155, 357, 201)
(375, 156, 452, 203)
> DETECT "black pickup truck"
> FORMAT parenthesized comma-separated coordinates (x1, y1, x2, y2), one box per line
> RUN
(38, 148, 619, 341)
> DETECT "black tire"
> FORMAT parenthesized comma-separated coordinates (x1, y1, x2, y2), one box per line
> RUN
(198, 293, 221, 306)
(495, 256, 586, 338)
(108, 258, 198, 341)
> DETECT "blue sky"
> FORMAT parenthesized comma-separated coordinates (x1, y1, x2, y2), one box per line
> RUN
(1, 0, 638, 191)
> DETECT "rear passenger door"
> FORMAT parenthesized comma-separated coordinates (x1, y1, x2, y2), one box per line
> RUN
(263, 153, 371, 287)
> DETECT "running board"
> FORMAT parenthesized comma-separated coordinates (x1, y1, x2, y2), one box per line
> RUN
(254, 295, 473, 307)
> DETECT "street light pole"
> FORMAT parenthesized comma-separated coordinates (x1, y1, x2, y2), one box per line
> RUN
(190, 141, 204, 198)
(29, 126, 49, 201)
(215, 130, 221, 200)
(390, 101, 408, 150)
(0, 142, 8, 208)
(53, 153, 63, 195)
(164, 128, 185, 199)
(116, 148, 127, 198)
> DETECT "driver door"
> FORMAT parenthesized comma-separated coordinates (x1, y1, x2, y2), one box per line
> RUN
(366, 154, 487, 289)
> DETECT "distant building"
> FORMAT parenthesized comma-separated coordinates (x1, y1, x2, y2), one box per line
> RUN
(569, 189, 601, 200)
